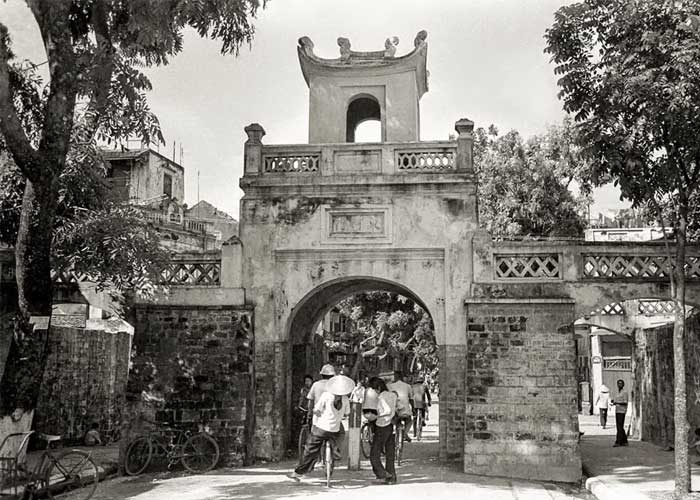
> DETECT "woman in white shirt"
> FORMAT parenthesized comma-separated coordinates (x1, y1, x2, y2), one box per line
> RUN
(367, 377, 397, 485)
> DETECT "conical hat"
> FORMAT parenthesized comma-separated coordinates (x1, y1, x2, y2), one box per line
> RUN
(325, 375, 355, 396)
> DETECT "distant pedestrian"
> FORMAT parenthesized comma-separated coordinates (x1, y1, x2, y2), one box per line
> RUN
(611, 379, 629, 447)
(595, 385, 611, 429)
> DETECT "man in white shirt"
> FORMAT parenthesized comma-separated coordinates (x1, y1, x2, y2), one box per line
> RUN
(611, 379, 629, 447)
(307, 364, 336, 425)
(387, 371, 413, 442)
(289, 375, 353, 481)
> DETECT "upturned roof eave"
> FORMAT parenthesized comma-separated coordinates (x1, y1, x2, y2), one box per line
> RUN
(297, 39, 428, 97)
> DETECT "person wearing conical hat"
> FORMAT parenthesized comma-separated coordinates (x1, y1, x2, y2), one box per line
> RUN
(289, 374, 354, 482)
(595, 385, 611, 429)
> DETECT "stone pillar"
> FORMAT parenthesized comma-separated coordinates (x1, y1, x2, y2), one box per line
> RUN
(463, 298, 581, 483)
(244, 123, 266, 175)
(347, 402, 362, 470)
(221, 236, 243, 288)
(454, 118, 474, 174)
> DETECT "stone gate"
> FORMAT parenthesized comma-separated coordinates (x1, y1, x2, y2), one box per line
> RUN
(229, 32, 700, 482)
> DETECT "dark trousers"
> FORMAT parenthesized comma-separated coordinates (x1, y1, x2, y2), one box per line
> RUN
(599, 408, 608, 427)
(615, 412, 628, 445)
(370, 424, 396, 480)
(295, 425, 343, 475)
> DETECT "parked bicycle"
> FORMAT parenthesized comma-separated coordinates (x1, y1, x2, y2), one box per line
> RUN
(124, 421, 220, 476)
(0, 431, 98, 500)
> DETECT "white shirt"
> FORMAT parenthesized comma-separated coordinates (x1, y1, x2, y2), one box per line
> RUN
(314, 392, 349, 433)
(596, 391, 610, 408)
(307, 379, 328, 424)
(388, 380, 412, 416)
(376, 391, 397, 428)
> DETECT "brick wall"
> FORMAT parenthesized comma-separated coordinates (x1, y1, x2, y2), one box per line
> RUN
(633, 313, 700, 447)
(254, 341, 287, 461)
(131, 305, 254, 466)
(438, 344, 467, 460)
(463, 301, 581, 482)
(35, 325, 131, 442)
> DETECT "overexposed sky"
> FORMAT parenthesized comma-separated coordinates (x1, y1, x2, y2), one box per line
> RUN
(1, 0, 627, 219)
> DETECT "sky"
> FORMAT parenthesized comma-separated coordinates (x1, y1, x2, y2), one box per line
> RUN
(1, 0, 628, 219)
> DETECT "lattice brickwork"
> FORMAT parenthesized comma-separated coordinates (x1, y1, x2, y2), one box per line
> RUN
(396, 150, 455, 171)
(583, 254, 700, 279)
(590, 302, 625, 316)
(52, 269, 90, 284)
(638, 300, 677, 315)
(160, 260, 221, 286)
(263, 154, 319, 173)
(494, 254, 561, 279)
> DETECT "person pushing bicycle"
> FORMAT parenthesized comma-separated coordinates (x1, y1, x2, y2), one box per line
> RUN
(410, 375, 431, 437)
(288, 374, 354, 482)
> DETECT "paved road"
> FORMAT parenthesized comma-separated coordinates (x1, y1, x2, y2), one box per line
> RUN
(59, 403, 591, 500)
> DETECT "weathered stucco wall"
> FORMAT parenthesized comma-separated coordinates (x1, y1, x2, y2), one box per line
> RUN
(632, 313, 700, 447)
(35, 325, 131, 442)
(130, 305, 255, 466)
(463, 299, 581, 483)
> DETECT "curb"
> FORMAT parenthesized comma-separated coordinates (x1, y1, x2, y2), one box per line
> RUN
(584, 474, 649, 500)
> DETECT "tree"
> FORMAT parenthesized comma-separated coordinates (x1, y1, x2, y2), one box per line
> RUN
(545, 2, 700, 496)
(327, 292, 438, 382)
(0, 0, 262, 423)
(473, 120, 589, 239)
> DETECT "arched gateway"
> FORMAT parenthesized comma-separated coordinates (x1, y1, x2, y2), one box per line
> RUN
(234, 32, 700, 482)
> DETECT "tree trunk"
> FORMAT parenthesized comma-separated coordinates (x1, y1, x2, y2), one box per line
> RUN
(673, 217, 690, 498)
(0, 179, 57, 415)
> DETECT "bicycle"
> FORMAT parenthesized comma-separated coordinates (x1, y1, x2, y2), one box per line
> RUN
(296, 408, 311, 459)
(0, 431, 98, 500)
(395, 418, 406, 466)
(124, 422, 220, 476)
(414, 409, 424, 441)
(360, 421, 374, 459)
(321, 438, 333, 488)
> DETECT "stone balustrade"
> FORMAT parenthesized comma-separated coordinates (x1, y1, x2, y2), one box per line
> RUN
(477, 239, 700, 283)
(242, 119, 475, 177)
(160, 252, 222, 286)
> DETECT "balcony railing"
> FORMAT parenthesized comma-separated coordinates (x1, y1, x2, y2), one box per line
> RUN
(479, 241, 700, 283)
(249, 141, 462, 177)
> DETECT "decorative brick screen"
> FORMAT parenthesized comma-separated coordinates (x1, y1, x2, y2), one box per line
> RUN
(160, 260, 220, 286)
(494, 254, 561, 279)
(583, 254, 700, 279)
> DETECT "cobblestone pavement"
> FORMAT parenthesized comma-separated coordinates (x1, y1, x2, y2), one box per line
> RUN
(57, 403, 591, 500)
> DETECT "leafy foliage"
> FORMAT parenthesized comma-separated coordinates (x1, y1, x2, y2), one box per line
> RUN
(474, 120, 589, 239)
(327, 292, 438, 379)
(545, 2, 700, 494)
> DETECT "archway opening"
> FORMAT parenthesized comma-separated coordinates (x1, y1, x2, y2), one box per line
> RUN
(346, 96, 381, 143)
(287, 277, 439, 455)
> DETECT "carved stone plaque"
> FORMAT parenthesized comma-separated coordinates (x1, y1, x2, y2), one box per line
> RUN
(322, 205, 392, 244)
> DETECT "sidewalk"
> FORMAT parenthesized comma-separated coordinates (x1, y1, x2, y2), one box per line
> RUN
(579, 414, 700, 500)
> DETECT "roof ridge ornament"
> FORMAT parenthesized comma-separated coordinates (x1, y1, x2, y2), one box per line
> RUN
(384, 37, 399, 58)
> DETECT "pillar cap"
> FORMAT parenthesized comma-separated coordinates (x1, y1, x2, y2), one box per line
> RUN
(455, 118, 474, 136)
(244, 123, 266, 144)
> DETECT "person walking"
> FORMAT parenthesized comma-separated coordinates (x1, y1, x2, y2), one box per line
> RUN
(288, 374, 354, 481)
(611, 379, 629, 447)
(387, 371, 413, 443)
(367, 377, 397, 485)
(594, 385, 611, 429)
(410, 376, 431, 437)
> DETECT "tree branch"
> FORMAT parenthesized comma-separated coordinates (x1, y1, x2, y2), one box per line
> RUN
(0, 24, 39, 175)
(86, 0, 115, 133)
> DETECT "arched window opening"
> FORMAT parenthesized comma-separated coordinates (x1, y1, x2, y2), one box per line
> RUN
(346, 96, 381, 143)
(353, 120, 381, 143)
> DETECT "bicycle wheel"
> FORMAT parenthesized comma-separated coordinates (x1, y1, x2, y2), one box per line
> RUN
(360, 423, 373, 459)
(298, 424, 309, 458)
(124, 436, 153, 476)
(182, 433, 220, 473)
(395, 423, 404, 466)
(44, 450, 98, 500)
(324, 441, 332, 488)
